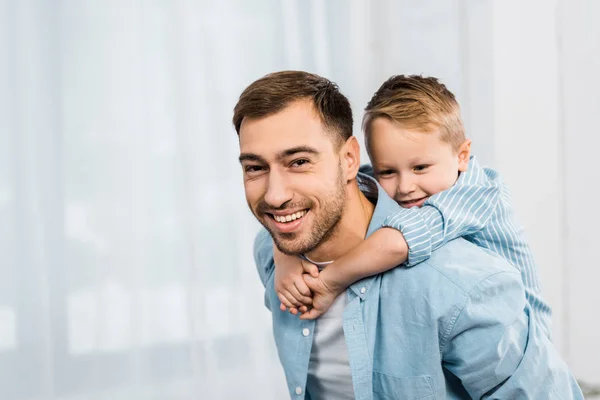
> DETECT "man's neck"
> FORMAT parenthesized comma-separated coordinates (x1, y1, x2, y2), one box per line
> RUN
(305, 181, 375, 263)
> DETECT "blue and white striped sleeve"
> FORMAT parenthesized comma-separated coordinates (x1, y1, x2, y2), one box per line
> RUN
(382, 181, 502, 267)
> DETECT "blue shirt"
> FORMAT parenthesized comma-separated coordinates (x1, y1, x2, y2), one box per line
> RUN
(362, 156, 552, 338)
(254, 174, 582, 400)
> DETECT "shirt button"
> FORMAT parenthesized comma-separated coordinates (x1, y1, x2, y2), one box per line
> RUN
(302, 328, 310, 337)
(360, 287, 366, 294)
(295, 386, 303, 395)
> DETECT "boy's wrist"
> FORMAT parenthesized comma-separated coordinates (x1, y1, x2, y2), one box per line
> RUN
(319, 264, 351, 294)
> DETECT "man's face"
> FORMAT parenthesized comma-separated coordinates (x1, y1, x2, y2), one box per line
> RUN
(368, 117, 469, 208)
(239, 100, 347, 255)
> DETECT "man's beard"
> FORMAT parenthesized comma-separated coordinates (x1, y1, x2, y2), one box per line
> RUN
(256, 166, 346, 256)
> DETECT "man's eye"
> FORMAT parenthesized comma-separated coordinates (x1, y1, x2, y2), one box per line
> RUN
(245, 165, 264, 173)
(413, 164, 430, 172)
(290, 159, 309, 168)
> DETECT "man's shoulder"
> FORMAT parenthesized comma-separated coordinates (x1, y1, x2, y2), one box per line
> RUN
(389, 238, 521, 295)
(253, 228, 275, 287)
(377, 238, 525, 347)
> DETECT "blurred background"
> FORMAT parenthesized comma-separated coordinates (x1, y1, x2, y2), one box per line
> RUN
(1, 0, 599, 399)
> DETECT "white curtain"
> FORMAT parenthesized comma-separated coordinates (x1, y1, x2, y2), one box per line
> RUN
(0, 1, 499, 399)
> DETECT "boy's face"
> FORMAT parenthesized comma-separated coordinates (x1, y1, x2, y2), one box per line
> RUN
(368, 117, 470, 208)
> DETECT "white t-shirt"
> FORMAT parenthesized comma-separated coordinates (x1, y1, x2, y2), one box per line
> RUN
(303, 256, 355, 400)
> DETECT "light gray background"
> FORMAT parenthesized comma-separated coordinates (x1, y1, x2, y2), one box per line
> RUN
(0, 0, 598, 398)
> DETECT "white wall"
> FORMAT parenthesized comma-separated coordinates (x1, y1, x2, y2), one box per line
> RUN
(481, 0, 600, 385)
(1, 1, 598, 399)
(560, 0, 600, 384)
(489, 0, 566, 352)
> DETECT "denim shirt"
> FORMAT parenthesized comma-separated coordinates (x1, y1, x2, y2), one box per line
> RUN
(253, 174, 582, 400)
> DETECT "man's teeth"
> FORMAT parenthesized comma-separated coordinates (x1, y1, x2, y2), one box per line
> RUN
(273, 210, 307, 223)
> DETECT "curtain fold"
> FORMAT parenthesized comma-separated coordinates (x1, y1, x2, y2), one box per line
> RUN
(0, 1, 470, 398)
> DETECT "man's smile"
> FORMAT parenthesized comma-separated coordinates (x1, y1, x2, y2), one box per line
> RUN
(266, 209, 310, 233)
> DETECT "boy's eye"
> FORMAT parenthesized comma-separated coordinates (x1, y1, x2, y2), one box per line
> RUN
(376, 169, 395, 176)
(290, 159, 310, 168)
(413, 164, 430, 172)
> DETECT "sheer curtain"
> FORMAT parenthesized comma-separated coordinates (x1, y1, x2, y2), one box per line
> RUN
(0, 1, 480, 399)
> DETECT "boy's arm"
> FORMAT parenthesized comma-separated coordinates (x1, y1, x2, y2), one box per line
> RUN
(298, 228, 408, 320)
(385, 181, 502, 266)
(316, 181, 501, 298)
(318, 227, 408, 289)
(302, 180, 502, 320)
(442, 270, 583, 399)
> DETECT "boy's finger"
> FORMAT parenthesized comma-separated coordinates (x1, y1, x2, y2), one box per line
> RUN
(299, 305, 309, 313)
(301, 259, 320, 278)
(289, 284, 313, 306)
(280, 303, 287, 312)
(277, 292, 294, 309)
(282, 289, 302, 307)
(299, 308, 322, 320)
(289, 307, 299, 315)
(309, 265, 319, 278)
(294, 279, 313, 299)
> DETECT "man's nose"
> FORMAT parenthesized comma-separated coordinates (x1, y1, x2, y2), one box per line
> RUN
(264, 171, 293, 208)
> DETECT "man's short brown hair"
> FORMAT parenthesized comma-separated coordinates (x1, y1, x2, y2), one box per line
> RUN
(363, 75, 465, 151)
(233, 71, 353, 147)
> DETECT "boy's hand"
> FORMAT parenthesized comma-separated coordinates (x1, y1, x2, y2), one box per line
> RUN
(273, 244, 317, 315)
(299, 262, 345, 320)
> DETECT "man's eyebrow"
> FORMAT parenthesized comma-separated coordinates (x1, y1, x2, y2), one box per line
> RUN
(238, 153, 265, 164)
(277, 146, 319, 160)
(238, 146, 319, 164)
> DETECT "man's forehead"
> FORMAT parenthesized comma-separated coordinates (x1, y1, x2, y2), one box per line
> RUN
(238, 103, 335, 158)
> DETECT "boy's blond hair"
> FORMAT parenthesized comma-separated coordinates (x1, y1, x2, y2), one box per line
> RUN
(363, 75, 465, 151)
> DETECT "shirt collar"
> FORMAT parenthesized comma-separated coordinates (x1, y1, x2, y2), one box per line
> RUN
(457, 155, 484, 185)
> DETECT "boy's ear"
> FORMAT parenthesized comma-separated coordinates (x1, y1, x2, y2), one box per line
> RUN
(340, 136, 361, 181)
(457, 139, 472, 172)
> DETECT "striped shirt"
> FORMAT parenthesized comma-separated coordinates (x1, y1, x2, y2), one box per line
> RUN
(361, 156, 552, 338)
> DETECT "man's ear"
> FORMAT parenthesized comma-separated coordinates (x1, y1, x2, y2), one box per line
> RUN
(457, 139, 472, 172)
(340, 136, 361, 181)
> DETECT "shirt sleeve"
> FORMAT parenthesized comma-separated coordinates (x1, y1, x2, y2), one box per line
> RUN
(441, 271, 583, 399)
(382, 181, 502, 266)
(253, 228, 275, 311)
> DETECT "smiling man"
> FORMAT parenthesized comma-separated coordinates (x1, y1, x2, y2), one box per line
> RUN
(232, 71, 582, 400)
(236, 83, 358, 263)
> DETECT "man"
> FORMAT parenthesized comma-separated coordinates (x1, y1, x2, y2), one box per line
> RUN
(233, 70, 582, 399)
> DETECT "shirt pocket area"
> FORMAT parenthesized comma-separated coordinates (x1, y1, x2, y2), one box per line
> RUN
(372, 371, 435, 400)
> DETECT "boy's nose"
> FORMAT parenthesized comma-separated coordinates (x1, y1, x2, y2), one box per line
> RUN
(396, 178, 416, 196)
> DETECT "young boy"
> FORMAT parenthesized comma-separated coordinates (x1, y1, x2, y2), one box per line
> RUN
(272, 75, 552, 338)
